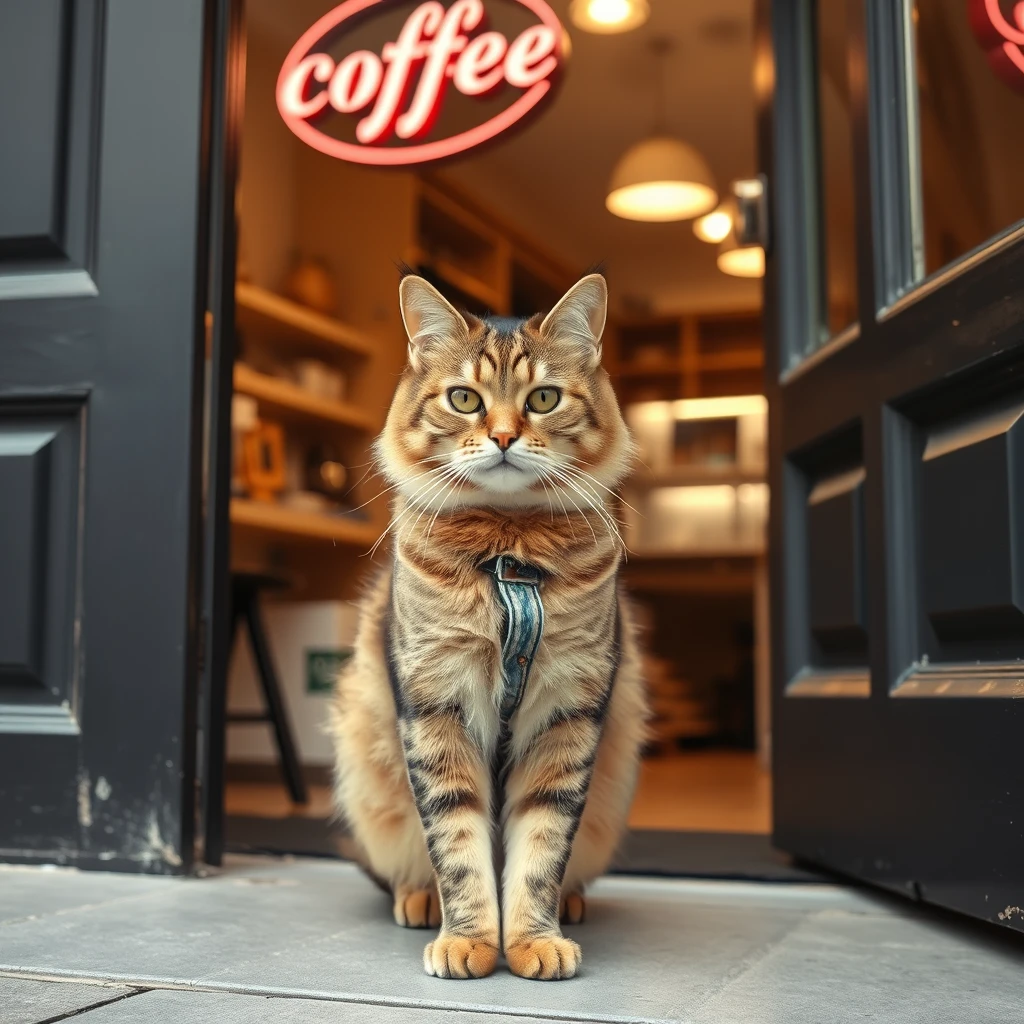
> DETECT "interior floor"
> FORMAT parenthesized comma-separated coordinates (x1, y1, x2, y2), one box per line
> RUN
(225, 750, 772, 834)
(3, 857, 1021, 1023)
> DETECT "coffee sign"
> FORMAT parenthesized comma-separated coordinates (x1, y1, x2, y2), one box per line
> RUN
(277, 0, 566, 165)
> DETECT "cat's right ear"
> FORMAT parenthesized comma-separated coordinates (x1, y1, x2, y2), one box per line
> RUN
(399, 275, 470, 371)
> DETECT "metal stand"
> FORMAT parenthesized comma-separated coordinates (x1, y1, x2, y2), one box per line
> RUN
(226, 574, 309, 806)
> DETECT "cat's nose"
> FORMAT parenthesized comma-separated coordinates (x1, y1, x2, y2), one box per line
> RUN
(489, 430, 518, 451)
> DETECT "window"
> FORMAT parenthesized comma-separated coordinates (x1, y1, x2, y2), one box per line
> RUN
(911, 0, 1024, 276)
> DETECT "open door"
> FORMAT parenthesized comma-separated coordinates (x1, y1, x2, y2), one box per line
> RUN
(0, 1, 214, 872)
(760, 0, 1024, 929)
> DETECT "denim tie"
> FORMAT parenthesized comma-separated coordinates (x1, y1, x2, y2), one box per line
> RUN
(480, 555, 544, 721)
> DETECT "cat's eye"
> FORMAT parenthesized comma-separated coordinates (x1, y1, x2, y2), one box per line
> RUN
(447, 387, 483, 414)
(526, 387, 560, 413)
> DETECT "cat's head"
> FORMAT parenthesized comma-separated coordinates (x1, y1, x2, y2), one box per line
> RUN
(376, 273, 633, 512)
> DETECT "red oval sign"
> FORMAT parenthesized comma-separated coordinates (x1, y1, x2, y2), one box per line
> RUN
(277, 0, 566, 166)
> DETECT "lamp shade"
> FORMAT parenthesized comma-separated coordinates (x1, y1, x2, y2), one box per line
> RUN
(569, 0, 649, 34)
(717, 239, 765, 277)
(606, 137, 718, 222)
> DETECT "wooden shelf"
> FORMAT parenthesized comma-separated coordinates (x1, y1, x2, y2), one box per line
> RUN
(698, 350, 765, 372)
(617, 359, 682, 378)
(230, 499, 379, 545)
(628, 546, 765, 562)
(626, 467, 766, 490)
(235, 282, 375, 359)
(234, 363, 376, 432)
(409, 247, 504, 311)
(617, 350, 764, 378)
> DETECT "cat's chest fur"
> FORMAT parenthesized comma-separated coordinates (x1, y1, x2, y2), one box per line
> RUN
(391, 507, 621, 751)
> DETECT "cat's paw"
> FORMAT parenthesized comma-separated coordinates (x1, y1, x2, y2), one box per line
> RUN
(393, 885, 441, 928)
(505, 936, 582, 980)
(423, 933, 499, 978)
(559, 891, 586, 925)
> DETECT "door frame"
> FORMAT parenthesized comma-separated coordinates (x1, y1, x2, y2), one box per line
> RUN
(197, 0, 246, 868)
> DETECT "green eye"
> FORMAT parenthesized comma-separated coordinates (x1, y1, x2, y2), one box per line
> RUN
(526, 387, 560, 413)
(448, 387, 483, 414)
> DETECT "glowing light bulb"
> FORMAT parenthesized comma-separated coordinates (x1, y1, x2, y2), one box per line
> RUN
(588, 0, 631, 24)
(693, 209, 733, 243)
(570, 0, 649, 34)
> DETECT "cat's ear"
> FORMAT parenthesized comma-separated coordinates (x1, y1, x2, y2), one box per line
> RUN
(399, 275, 470, 371)
(539, 274, 608, 369)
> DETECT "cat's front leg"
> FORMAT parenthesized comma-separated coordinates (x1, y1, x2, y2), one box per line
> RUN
(501, 705, 605, 980)
(399, 702, 500, 979)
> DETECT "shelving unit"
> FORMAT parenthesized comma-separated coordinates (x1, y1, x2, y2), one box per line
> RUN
(231, 498, 378, 546)
(607, 311, 764, 401)
(235, 282, 375, 359)
(233, 363, 375, 432)
(408, 177, 572, 318)
(230, 278, 385, 596)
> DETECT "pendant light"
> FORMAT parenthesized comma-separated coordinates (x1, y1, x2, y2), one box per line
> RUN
(716, 240, 765, 277)
(606, 40, 717, 222)
(715, 178, 766, 277)
(570, 0, 649, 34)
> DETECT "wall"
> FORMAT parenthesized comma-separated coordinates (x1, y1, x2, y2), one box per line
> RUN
(237, 26, 298, 291)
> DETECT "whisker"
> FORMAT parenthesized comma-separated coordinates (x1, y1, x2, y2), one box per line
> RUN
(544, 466, 625, 551)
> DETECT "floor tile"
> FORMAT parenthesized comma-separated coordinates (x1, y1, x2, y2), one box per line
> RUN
(693, 906, 1024, 1024)
(0, 977, 133, 1024)
(73, 988, 610, 1023)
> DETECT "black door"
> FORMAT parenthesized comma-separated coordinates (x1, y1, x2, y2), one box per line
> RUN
(761, 0, 1024, 929)
(0, 1, 213, 873)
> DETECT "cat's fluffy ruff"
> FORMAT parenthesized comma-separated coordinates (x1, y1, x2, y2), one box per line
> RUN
(328, 274, 648, 980)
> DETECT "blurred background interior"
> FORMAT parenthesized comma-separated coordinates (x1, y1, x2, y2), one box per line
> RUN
(220, 0, 1024, 858)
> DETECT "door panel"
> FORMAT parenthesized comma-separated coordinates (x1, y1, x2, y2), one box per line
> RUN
(0, 401, 83, 730)
(761, 0, 1024, 930)
(0, 1, 212, 872)
(0, 0, 103, 287)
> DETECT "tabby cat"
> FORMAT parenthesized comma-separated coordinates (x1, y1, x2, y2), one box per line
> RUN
(328, 272, 647, 980)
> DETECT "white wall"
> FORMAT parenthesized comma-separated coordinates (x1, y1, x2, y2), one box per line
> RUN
(226, 601, 359, 767)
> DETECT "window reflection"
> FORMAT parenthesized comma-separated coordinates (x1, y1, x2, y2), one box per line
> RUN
(814, 0, 859, 342)
(914, 0, 1024, 275)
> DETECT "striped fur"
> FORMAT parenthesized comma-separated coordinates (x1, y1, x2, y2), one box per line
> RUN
(328, 275, 647, 980)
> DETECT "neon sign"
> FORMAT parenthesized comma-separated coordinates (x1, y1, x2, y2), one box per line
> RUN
(277, 0, 566, 165)
(969, 0, 1024, 93)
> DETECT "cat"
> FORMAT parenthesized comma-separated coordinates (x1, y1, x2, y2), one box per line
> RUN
(328, 272, 647, 980)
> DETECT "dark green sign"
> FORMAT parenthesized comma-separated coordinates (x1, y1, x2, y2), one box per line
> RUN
(306, 648, 353, 694)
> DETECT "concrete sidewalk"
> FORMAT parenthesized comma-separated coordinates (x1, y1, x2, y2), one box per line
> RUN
(2, 856, 1021, 1023)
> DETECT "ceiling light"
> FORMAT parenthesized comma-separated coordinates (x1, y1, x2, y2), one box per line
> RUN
(717, 239, 765, 277)
(570, 0, 650, 33)
(693, 207, 733, 243)
(606, 137, 718, 222)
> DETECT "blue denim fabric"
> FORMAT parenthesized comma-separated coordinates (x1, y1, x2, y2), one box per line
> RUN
(482, 555, 544, 720)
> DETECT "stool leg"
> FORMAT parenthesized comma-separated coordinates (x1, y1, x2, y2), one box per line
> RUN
(244, 596, 308, 805)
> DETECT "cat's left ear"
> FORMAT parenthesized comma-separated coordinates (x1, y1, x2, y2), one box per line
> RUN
(539, 274, 608, 369)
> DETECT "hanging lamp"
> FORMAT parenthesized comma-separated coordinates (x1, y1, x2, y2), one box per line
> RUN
(606, 40, 717, 222)
(715, 178, 766, 277)
(716, 239, 765, 277)
(570, 0, 650, 34)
